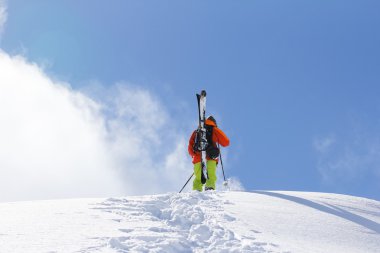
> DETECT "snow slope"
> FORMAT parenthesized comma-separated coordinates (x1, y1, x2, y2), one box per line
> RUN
(0, 191, 379, 253)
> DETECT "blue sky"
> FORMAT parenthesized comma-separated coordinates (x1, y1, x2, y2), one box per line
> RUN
(1, 1, 380, 200)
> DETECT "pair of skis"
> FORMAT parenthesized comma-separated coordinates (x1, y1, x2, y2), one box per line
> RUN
(196, 90, 209, 184)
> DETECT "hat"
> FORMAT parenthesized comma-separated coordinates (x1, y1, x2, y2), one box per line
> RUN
(206, 116, 217, 126)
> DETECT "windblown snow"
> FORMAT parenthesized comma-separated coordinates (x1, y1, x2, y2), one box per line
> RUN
(0, 191, 379, 253)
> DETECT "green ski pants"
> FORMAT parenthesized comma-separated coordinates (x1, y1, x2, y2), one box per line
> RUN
(193, 160, 217, 191)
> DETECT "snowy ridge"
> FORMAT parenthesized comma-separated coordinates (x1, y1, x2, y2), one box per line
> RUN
(0, 191, 379, 253)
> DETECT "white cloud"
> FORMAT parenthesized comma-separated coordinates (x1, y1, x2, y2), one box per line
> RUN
(0, 50, 193, 202)
(314, 133, 380, 186)
(0, 0, 6, 37)
(313, 135, 335, 154)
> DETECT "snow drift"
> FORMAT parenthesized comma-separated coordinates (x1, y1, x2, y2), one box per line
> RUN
(0, 191, 379, 253)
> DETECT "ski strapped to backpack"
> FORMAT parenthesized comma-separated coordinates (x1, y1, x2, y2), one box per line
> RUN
(194, 90, 208, 184)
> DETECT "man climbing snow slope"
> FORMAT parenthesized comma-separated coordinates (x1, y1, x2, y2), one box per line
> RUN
(188, 116, 230, 191)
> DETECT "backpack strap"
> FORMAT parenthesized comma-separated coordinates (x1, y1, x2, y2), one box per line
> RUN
(205, 125, 214, 147)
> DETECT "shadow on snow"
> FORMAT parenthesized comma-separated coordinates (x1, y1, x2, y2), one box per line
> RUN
(252, 191, 380, 234)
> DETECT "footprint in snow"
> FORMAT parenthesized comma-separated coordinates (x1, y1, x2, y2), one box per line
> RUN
(96, 192, 277, 253)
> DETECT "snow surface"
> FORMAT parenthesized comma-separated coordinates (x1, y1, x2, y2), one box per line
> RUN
(0, 191, 379, 253)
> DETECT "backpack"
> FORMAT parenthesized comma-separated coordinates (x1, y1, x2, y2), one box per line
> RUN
(193, 125, 220, 159)
(205, 125, 220, 159)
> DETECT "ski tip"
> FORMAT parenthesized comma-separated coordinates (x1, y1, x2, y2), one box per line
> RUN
(201, 90, 207, 97)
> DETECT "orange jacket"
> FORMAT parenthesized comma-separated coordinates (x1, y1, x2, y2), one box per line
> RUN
(188, 119, 230, 164)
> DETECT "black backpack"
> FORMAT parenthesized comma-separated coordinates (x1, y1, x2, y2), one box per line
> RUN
(205, 125, 220, 159)
(193, 125, 220, 159)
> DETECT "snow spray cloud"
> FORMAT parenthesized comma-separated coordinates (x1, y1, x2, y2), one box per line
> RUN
(0, 51, 192, 202)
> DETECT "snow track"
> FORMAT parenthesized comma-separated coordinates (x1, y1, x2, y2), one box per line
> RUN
(95, 192, 277, 253)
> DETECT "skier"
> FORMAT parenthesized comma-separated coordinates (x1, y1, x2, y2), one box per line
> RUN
(188, 116, 230, 191)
